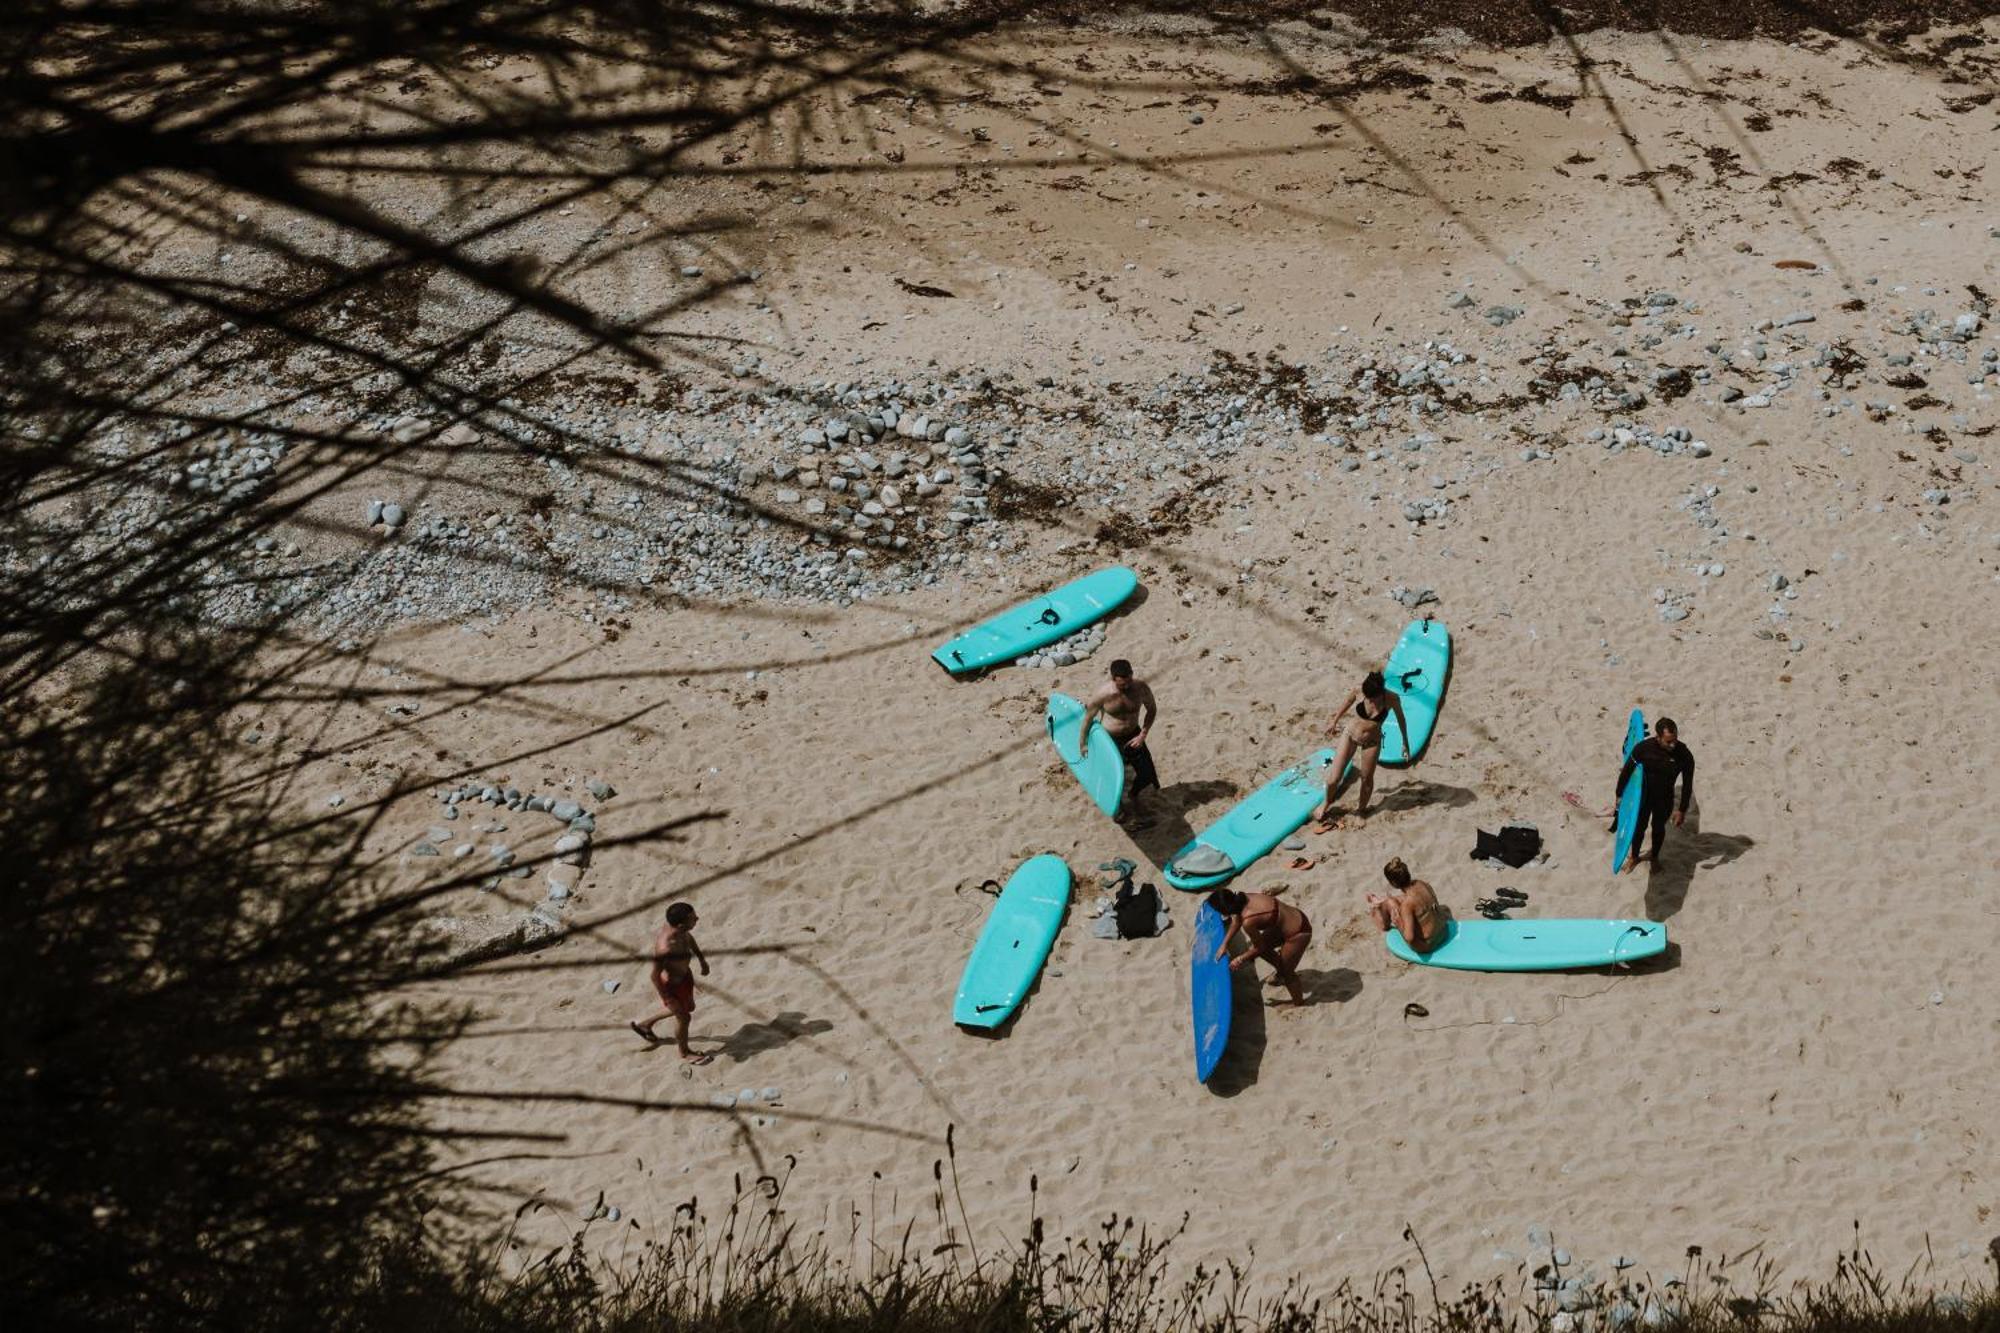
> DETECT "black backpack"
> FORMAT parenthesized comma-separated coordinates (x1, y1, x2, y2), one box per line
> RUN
(1114, 882, 1162, 939)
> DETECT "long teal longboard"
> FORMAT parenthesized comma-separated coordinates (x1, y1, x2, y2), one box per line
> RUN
(1164, 749, 1337, 891)
(931, 567, 1138, 674)
(1047, 693, 1126, 818)
(1191, 901, 1232, 1082)
(1385, 918, 1667, 971)
(1612, 709, 1646, 873)
(953, 854, 1071, 1029)
(1338, 618, 1451, 787)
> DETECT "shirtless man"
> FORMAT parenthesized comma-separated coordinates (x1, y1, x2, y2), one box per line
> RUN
(631, 902, 711, 1063)
(1366, 857, 1445, 954)
(1078, 659, 1160, 823)
(1206, 886, 1311, 1006)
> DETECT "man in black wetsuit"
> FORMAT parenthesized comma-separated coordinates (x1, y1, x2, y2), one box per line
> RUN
(1616, 716, 1694, 873)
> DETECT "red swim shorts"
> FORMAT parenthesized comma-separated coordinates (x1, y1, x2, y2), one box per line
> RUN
(661, 975, 696, 1016)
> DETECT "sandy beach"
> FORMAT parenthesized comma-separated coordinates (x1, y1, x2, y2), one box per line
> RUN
(124, 10, 2000, 1299)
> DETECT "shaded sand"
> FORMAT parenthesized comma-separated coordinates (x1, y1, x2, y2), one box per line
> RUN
(262, 19, 2000, 1293)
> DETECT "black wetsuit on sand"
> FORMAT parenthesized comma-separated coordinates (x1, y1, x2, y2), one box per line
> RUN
(1616, 737, 1694, 856)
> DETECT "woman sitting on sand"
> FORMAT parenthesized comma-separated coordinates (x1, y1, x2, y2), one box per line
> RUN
(1314, 669, 1406, 830)
(1366, 858, 1445, 954)
(1207, 886, 1311, 1006)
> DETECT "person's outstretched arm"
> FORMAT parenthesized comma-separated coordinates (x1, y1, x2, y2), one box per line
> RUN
(1389, 695, 1409, 755)
(1615, 750, 1638, 800)
(1213, 915, 1241, 963)
(1674, 747, 1695, 823)
(1078, 694, 1102, 757)
(1325, 690, 1357, 736)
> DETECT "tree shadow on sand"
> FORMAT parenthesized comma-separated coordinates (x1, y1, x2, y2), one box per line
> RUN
(709, 1011, 836, 1064)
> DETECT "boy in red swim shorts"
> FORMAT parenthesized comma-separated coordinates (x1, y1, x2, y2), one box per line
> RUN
(632, 902, 711, 1063)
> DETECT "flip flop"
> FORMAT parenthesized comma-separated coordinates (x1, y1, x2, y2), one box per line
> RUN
(1289, 856, 1316, 871)
(1496, 887, 1530, 904)
(1474, 898, 1512, 920)
(630, 1022, 658, 1045)
(1099, 858, 1137, 875)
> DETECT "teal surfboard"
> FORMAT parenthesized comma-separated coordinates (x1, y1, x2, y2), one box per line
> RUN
(1047, 693, 1126, 818)
(954, 854, 1071, 1028)
(1612, 709, 1646, 872)
(1385, 918, 1666, 971)
(1378, 618, 1450, 764)
(1339, 618, 1451, 788)
(932, 567, 1139, 674)
(1191, 901, 1232, 1082)
(1164, 749, 1337, 891)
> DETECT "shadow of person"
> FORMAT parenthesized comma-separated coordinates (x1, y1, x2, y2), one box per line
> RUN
(1644, 804, 1754, 921)
(709, 1010, 835, 1063)
(1373, 779, 1478, 815)
(1206, 961, 1267, 1098)
(1125, 778, 1238, 870)
(1293, 966, 1364, 1004)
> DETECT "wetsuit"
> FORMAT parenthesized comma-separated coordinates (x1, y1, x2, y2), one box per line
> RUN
(1616, 736, 1694, 858)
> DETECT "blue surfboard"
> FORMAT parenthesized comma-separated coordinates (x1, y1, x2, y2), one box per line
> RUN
(1385, 918, 1666, 971)
(931, 567, 1138, 674)
(1164, 749, 1337, 891)
(953, 854, 1071, 1029)
(1612, 709, 1646, 873)
(1047, 693, 1126, 818)
(1191, 901, 1232, 1082)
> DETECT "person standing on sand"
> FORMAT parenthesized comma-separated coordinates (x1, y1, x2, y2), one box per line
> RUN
(1366, 857, 1446, 954)
(632, 902, 712, 1064)
(1615, 716, 1695, 873)
(1079, 659, 1159, 824)
(1313, 670, 1407, 831)
(1206, 886, 1311, 1006)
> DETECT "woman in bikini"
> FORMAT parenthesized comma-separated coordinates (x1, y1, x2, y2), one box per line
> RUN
(1366, 857, 1446, 954)
(1206, 887, 1311, 1006)
(1314, 669, 1406, 830)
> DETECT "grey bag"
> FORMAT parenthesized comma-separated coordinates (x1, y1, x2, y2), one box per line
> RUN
(1171, 844, 1235, 877)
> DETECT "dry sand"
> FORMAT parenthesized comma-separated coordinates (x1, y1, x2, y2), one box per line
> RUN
(262, 18, 2000, 1295)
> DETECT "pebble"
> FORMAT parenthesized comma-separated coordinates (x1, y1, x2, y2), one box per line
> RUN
(381, 503, 405, 528)
(1660, 605, 1689, 622)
